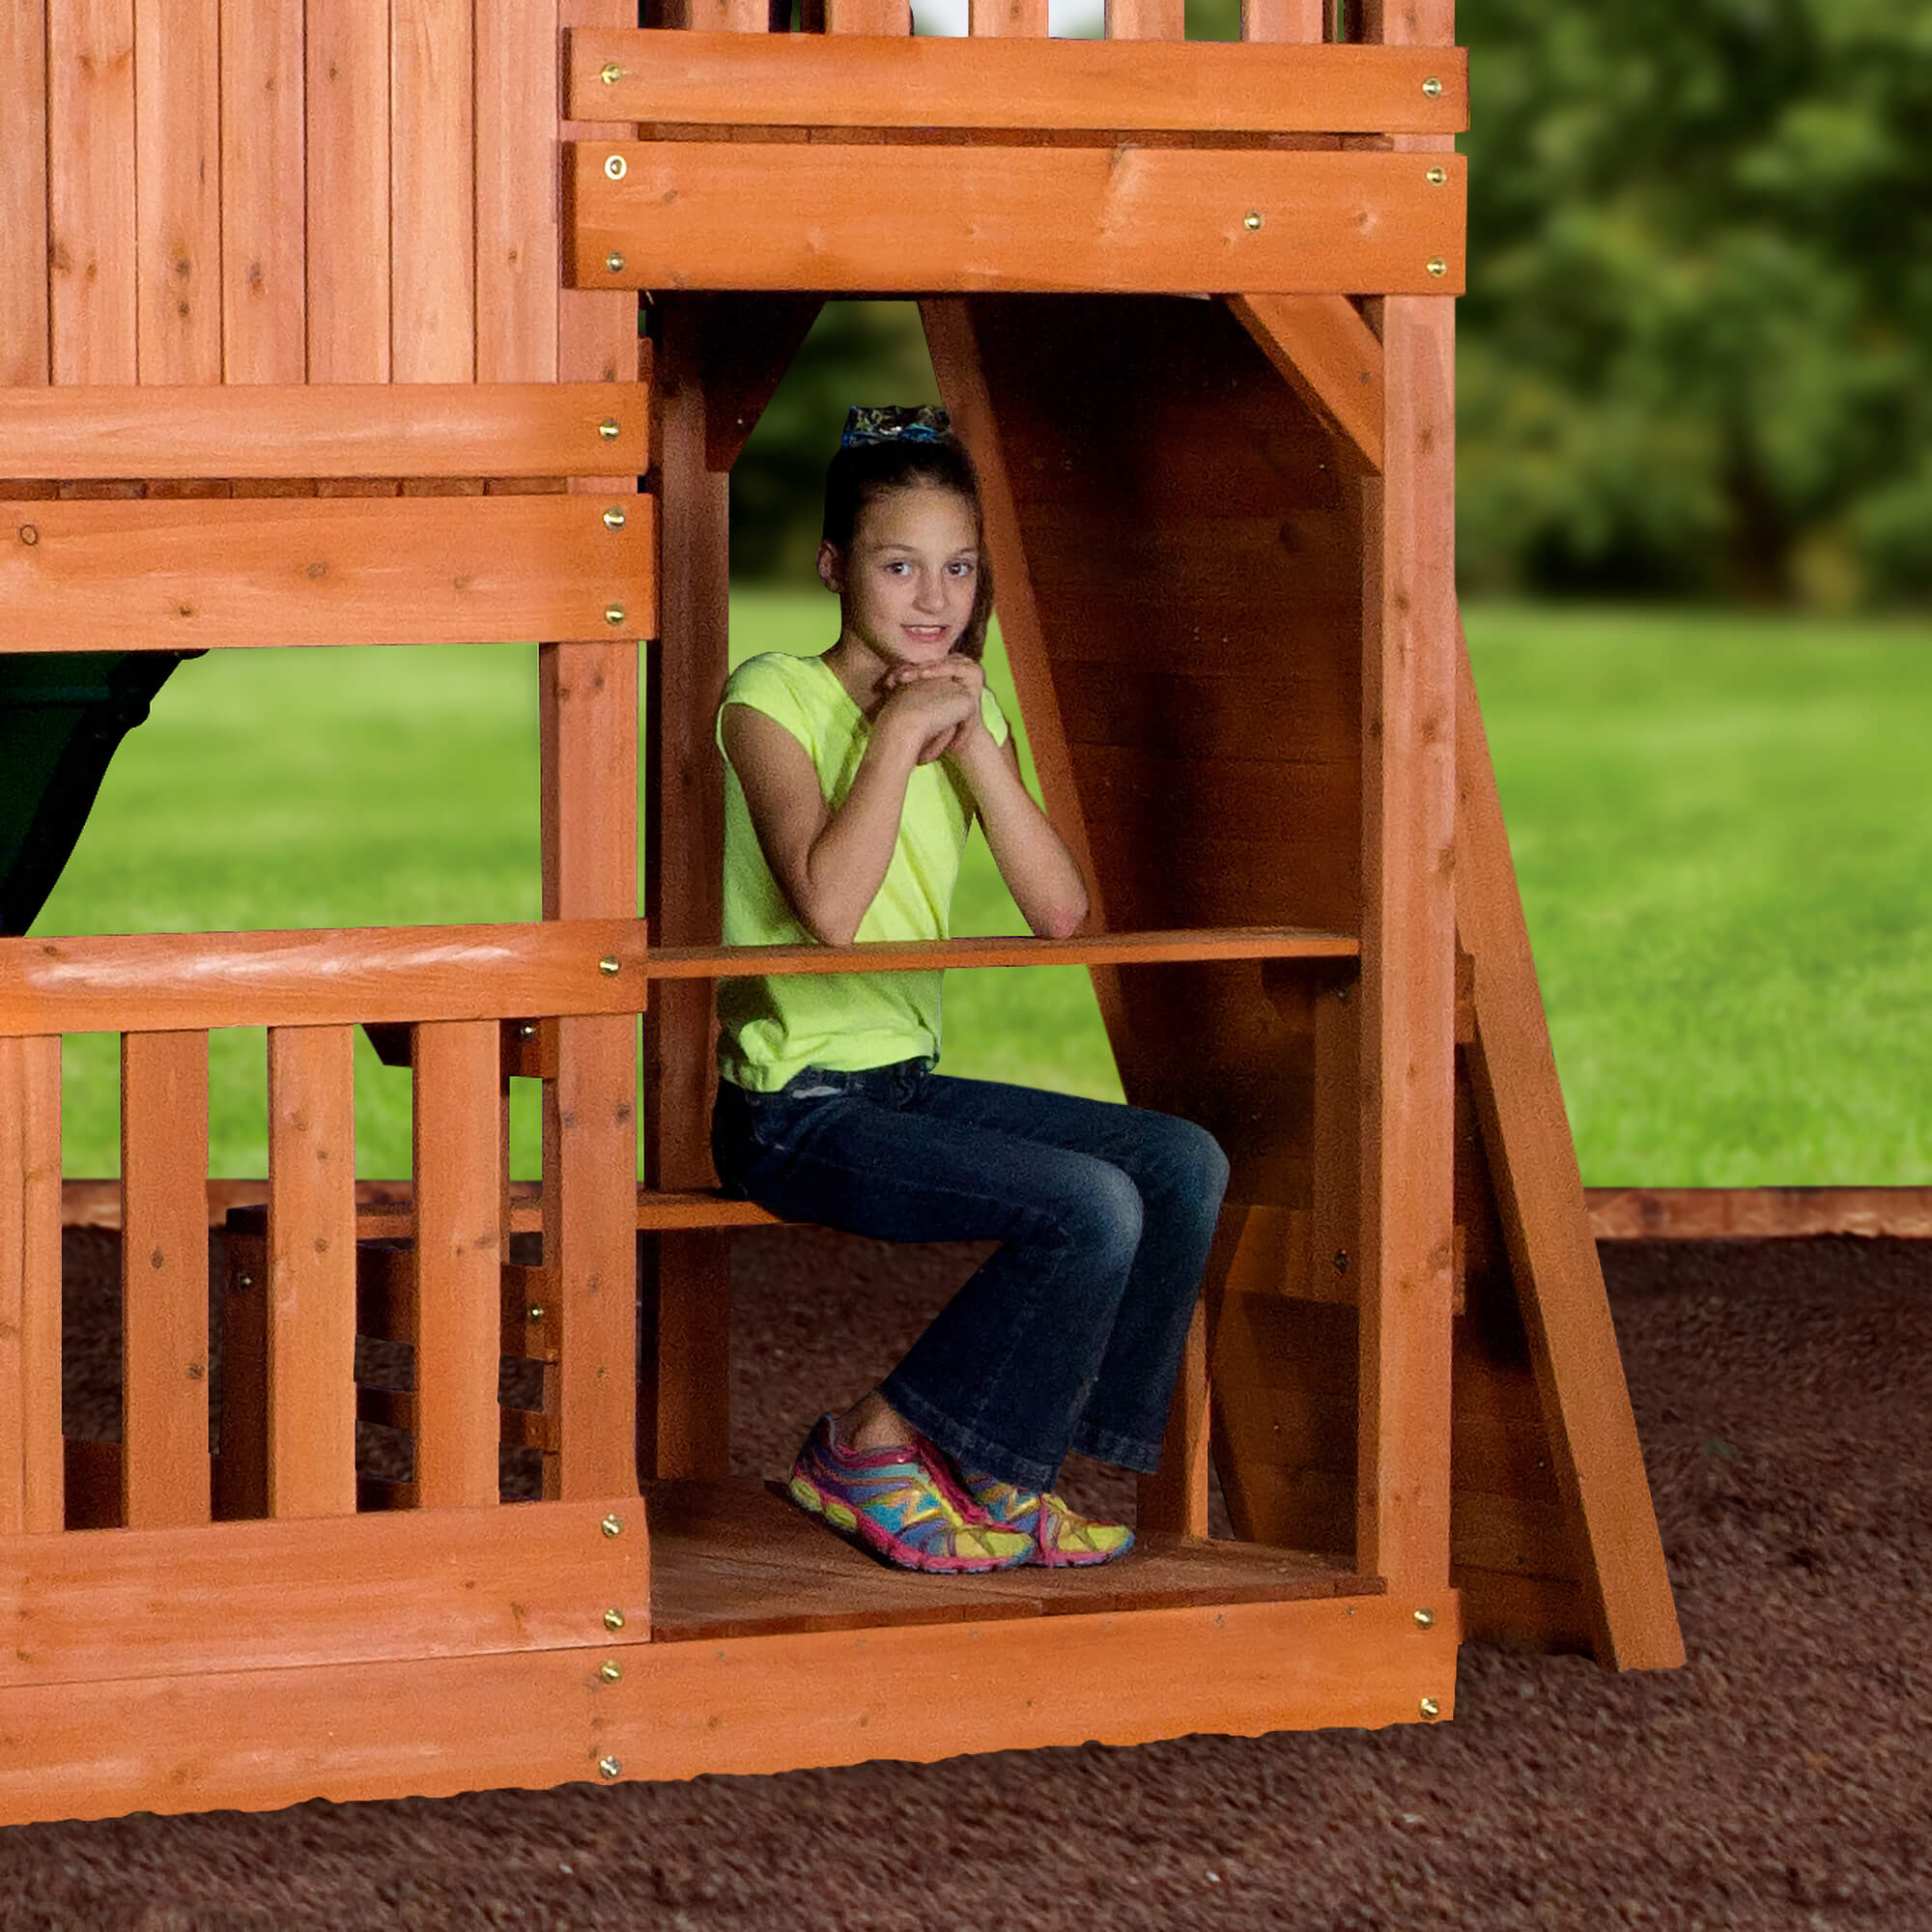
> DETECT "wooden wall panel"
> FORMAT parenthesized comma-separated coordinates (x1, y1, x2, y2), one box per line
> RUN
(0, 1037, 64, 1537)
(219, 1, 307, 385)
(0, 4, 51, 387)
(305, 0, 392, 383)
(392, 0, 476, 384)
(476, 0, 561, 387)
(47, 0, 138, 387)
(135, 1, 223, 386)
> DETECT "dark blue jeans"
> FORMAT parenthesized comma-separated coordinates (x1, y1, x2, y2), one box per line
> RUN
(712, 1057, 1231, 1492)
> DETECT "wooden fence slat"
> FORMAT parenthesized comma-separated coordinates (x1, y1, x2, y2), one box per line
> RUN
(0, 493, 657, 654)
(410, 1022, 503, 1509)
(47, 0, 138, 387)
(0, 3, 52, 387)
(568, 34, 1469, 131)
(572, 146, 1467, 297)
(305, 0, 392, 383)
(1105, 0, 1184, 38)
(823, 0, 911, 33)
(266, 1027, 357, 1519)
(0, 1037, 64, 1536)
(476, 0, 561, 387)
(0, 383, 650, 480)
(121, 1031, 211, 1530)
(218, 0, 306, 385)
(134, 0, 223, 386)
(1243, 0, 1325, 39)
(392, 0, 476, 384)
(968, 0, 1050, 34)
(0, 917, 651, 1037)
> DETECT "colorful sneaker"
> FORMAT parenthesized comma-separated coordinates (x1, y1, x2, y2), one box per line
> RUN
(953, 1465, 1136, 1569)
(787, 1415, 1035, 1575)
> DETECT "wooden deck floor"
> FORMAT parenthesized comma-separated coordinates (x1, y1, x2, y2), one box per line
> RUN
(644, 1479, 1379, 1643)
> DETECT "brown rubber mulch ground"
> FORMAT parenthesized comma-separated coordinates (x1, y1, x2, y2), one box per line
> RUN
(3, 1230, 1928, 1931)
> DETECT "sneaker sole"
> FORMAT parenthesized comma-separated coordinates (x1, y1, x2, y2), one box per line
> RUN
(787, 1470, 1031, 1575)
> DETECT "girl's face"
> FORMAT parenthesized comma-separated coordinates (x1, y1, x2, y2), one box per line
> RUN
(818, 483, 980, 668)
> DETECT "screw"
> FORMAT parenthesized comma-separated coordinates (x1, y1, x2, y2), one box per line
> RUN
(597, 1754, 622, 1779)
(605, 250, 626, 273)
(1426, 165, 1447, 185)
(236, 1273, 253, 1291)
(598, 955, 622, 976)
(1242, 211, 1264, 232)
(1413, 1606, 1436, 1629)
(1333, 1250, 1349, 1274)
(1427, 257, 1448, 278)
(601, 1513, 624, 1537)
(19, 525, 39, 546)
(1420, 1696, 1441, 1719)
(519, 1022, 535, 1039)
(599, 1660, 623, 1682)
(1336, 985, 1350, 1006)
(602, 505, 627, 530)
(526, 1303, 546, 1323)
(1422, 75, 1443, 98)
(599, 60, 623, 84)
(598, 417, 621, 441)
(604, 606, 626, 627)
(604, 1607, 626, 1632)
(605, 154, 628, 181)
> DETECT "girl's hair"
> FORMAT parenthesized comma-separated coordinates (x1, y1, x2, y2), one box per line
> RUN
(821, 436, 994, 662)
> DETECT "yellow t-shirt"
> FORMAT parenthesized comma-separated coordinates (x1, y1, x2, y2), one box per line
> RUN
(715, 650, 1009, 1093)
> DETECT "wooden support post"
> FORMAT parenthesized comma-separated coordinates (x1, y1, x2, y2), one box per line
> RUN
(1454, 626, 1685, 1669)
(0, 1037, 63, 1536)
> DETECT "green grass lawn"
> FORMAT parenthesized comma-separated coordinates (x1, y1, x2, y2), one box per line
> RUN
(34, 599, 1932, 1185)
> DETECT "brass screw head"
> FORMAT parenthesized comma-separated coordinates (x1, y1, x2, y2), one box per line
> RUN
(604, 606, 626, 627)
(1243, 211, 1264, 232)
(237, 1273, 254, 1291)
(598, 417, 622, 441)
(605, 154, 628, 182)
(1413, 1606, 1436, 1629)
(599, 61, 624, 85)
(597, 1754, 622, 1779)
(19, 525, 39, 547)
(598, 954, 622, 976)
(1422, 75, 1443, 98)
(1420, 1695, 1442, 1719)
(1427, 257, 1448, 278)
(599, 1661, 623, 1683)
(526, 1303, 546, 1323)
(1426, 165, 1447, 185)
(605, 250, 626, 273)
(603, 505, 627, 530)
(518, 1021, 535, 1039)
(1333, 1250, 1349, 1274)
(601, 1513, 625, 1537)
(604, 1607, 626, 1632)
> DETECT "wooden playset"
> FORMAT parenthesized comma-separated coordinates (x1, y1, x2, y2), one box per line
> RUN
(0, 0, 1681, 1826)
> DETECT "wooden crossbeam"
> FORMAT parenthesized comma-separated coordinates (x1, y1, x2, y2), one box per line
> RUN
(568, 30, 1468, 133)
(0, 384, 648, 480)
(571, 145, 1465, 297)
(1229, 294, 1385, 472)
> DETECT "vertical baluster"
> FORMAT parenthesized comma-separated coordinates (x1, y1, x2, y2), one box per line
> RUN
(266, 1026, 357, 1518)
(968, 0, 1049, 33)
(0, 1, 50, 388)
(306, 0, 393, 384)
(411, 1022, 503, 1507)
(0, 1037, 64, 1536)
(220, 0, 307, 384)
(1242, 0, 1323, 42)
(1104, 0, 1184, 41)
(135, 0, 223, 386)
(476, 0, 560, 389)
(121, 1032, 212, 1529)
(392, 0, 477, 385)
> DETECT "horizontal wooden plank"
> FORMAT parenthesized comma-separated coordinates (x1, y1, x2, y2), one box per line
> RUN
(0, 384, 650, 480)
(643, 924, 1358, 980)
(569, 30, 1469, 134)
(0, 1496, 646, 1690)
(0, 495, 656, 652)
(0, 1589, 1454, 1824)
(0, 920, 651, 1036)
(571, 145, 1465, 296)
(1582, 1185, 1932, 1241)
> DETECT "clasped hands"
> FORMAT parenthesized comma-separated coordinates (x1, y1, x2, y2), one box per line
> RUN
(876, 655, 991, 766)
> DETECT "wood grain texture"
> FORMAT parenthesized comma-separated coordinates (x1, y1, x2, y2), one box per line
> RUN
(477, 0, 561, 386)
(1136, 1301, 1211, 1536)
(0, 493, 657, 652)
(1352, 291, 1458, 1592)
(411, 1022, 503, 1509)
(0, 383, 652, 480)
(47, 0, 138, 386)
(120, 1031, 211, 1530)
(969, 0, 1049, 32)
(1229, 293, 1386, 472)
(219, 0, 306, 384)
(1455, 628, 1684, 1670)
(0, 919, 650, 1037)
(0, 1496, 647, 1691)
(305, 0, 391, 382)
(557, 0, 642, 396)
(0, 1589, 1449, 1824)
(0, 1037, 63, 1536)
(1105, 0, 1183, 35)
(266, 1027, 357, 1519)
(0, 3, 51, 386)
(573, 145, 1467, 296)
(134, 0, 223, 385)
(1243, 0, 1326, 38)
(822, 0, 910, 30)
(391, 0, 475, 383)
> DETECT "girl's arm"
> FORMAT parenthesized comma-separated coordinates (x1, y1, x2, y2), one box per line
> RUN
(949, 727, 1091, 942)
(721, 677, 978, 948)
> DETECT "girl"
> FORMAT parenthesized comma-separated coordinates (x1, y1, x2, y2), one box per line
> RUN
(711, 406, 1231, 1575)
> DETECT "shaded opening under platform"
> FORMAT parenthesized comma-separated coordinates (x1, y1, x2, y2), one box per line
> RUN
(643, 1477, 1378, 1644)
